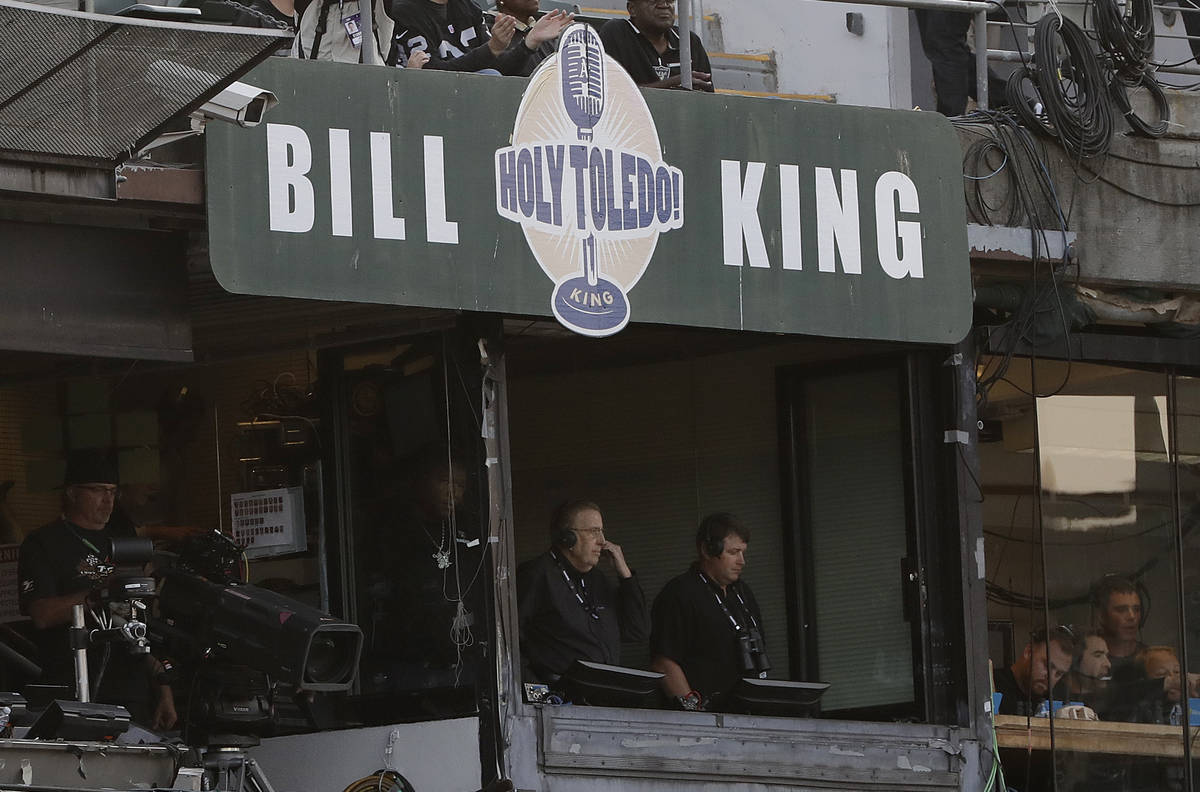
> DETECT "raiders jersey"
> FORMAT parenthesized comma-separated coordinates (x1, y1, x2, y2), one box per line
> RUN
(389, 0, 526, 73)
(599, 18, 713, 88)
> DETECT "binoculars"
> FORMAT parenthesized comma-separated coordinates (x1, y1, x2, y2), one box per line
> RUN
(737, 628, 770, 677)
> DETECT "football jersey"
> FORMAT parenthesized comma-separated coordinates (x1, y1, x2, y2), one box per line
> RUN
(390, 0, 498, 71)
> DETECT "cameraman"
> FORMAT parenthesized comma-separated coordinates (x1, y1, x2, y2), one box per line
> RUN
(650, 513, 768, 711)
(18, 450, 177, 730)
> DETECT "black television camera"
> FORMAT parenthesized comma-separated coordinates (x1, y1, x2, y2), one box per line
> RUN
(152, 531, 362, 740)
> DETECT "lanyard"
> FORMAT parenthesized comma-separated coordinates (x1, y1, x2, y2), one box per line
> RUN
(65, 519, 104, 557)
(697, 571, 760, 634)
(551, 550, 600, 621)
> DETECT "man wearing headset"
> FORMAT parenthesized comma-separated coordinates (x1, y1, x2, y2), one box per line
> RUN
(18, 450, 177, 730)
(517, 500, 648, 684)
(650, 512, 767, 711)
(993, 626, 1077, 716)
(1093, 576, 1148, 683)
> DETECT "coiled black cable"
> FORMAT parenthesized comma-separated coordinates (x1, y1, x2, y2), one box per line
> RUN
(1033, 13, 1113, 159)
(1108, 71, 1171, 137)
(1093, 0, 1156, 84)
(1005, 66, 1057, 138)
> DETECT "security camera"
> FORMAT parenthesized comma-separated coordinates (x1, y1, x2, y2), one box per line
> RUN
(195, 81, 279, 128)
(144, 61, 278, 129)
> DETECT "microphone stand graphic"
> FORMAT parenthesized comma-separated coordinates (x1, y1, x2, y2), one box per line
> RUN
(554, 24, 628, 335)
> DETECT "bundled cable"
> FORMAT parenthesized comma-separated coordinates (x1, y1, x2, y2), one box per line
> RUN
(1093, 0, 1156, 84)
(951, 106, 1076, 411)
(1033, 13, 1114, 159)
(1108, 71, 1171, 137)
(1005, 67, 1057, 139)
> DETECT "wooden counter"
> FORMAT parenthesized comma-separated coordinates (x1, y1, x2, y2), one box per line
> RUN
(994, 714, 1189, 758)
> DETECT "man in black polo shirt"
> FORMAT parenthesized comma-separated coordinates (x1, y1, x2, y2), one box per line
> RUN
(650, 513, 766, 710)
(600, 0, 714, 91)
(517, 500, 648, 684)
(18, 450, 176, 729)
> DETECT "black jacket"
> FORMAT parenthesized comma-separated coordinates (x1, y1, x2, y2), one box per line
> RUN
(517, 549, 648, 682)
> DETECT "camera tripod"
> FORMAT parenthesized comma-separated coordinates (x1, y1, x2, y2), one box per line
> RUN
(201, 735, 278, 792)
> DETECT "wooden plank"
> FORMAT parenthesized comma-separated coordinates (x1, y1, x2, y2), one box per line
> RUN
(994, 714, 1187, 758)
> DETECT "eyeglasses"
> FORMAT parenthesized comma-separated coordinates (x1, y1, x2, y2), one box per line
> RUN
(74, 485, 119, 498)
(575, 527, 605, 537)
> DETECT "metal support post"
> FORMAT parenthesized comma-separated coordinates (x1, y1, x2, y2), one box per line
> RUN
(71, 603, 90, 703)
(360, 0, 378, 65)
(679, 0, 693, 89)
(973, 7, 988, 110)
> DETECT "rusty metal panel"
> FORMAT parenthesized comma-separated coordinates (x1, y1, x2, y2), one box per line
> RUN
(539, 706, 963, 789)
(0, 738, 177, 789)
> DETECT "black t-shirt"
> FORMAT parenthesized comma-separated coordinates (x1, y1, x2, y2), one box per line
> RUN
(516, 549, 649, 682)
(1108, 645, 1148, 684)
(599, 18, 713, 87)
(650, 567, 764, 702)
(992, 665, 1041, 716)
(18, 517, 150, 720)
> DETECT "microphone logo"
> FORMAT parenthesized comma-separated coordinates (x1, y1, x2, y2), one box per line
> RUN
(494, 22, 684, 338)
(560, 25, 604, 140)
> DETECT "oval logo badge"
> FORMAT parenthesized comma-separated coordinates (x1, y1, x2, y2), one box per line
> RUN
(495, 23, 685, 337)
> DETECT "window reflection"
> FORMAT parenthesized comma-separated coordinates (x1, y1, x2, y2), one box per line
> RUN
(982, 360, 1189, 791)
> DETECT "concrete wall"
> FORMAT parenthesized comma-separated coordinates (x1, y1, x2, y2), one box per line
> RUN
(702, 0, 913, 108)
(959, 90, 1200, 292)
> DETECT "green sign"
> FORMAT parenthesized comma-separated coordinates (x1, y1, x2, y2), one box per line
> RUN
(207, 55, 971, 343)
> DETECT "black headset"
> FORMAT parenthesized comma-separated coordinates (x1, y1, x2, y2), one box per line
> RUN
(697, 514, 728, 559)
(1090, 574, 1151, 629)
(551, 500, 594, 550)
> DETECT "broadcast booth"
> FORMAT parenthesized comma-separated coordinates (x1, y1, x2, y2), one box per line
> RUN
(0, 5, 991, 792)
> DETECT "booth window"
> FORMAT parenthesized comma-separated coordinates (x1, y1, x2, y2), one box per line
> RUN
(982, 359, 1200, 790)
(508, 333, 958, 725)
(324, 331, 491, 723)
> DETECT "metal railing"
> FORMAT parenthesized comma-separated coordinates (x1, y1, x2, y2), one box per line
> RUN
(682, 0, 1198, 107)
(986, 1, 1200, 78)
